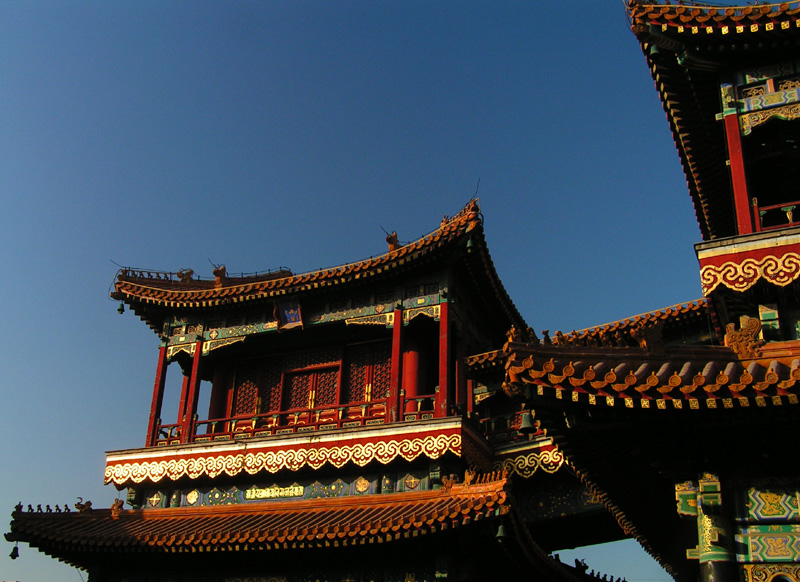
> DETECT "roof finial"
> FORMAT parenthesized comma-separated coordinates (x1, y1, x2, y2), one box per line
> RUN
(386, 231, 400, 252)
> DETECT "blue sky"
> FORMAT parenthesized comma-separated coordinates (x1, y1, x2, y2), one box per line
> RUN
(1, 2, 703, 580)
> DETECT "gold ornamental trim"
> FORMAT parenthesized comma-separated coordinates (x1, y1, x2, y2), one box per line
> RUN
(493, 447, 564, 479)
(741, 103, 800, 135)
(344, 313, 391, 326)
(744, 563, 800, 582)
(700, 253, 800, 295)
(105, 433, 462, 485)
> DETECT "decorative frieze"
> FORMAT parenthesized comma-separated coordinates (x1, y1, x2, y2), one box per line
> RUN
(696, 231, 800, 295)
(106, 420, 472, 486)
(492, 447, 564, 479)
(700, 252, 800, 294)
(744, 563, 800, 582)
(737, 524, 800, 562)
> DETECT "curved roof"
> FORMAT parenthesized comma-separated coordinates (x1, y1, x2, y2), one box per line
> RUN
(6, 474, 602, 582)
(466, 300, 712, 378)
(112, 200, 525, 334)
(558, 299, 710, 347)
(503, 342, 800, 410)
(7, 478, 511, 562)
(629, 2, 800, 29)
(503, 336, 800, 581)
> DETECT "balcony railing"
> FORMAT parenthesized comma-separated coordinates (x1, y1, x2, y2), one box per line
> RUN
(151, 390, 441, 445)
(753, 198, 800, 232)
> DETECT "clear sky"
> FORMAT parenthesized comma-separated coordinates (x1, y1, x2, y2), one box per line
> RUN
(1, 2, 706, 580)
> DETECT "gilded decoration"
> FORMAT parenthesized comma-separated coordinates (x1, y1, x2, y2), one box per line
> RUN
(738, 525, 800, 562)
(166, 343, 195, 359)
(204, 337, 245, 353)
(345, 313, 391, 326)
(742, 103, 800, 135)
(744, 563, 800, 582)
(749, 489, 800, 521)
(740, 88, 800, 114)
(700, 253, 800, 295)
(493, 447, 564, 478)
(404, 305, 440, 323)
(105, 433, 462, 485)
(245, 484, 304, 500)
(724, 317, 764, 359)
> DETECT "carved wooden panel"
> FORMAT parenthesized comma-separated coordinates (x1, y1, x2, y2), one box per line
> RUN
(233, 360, 260, 416)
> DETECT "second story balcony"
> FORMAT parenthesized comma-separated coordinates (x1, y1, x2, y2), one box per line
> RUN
(152, 390, 442, 446)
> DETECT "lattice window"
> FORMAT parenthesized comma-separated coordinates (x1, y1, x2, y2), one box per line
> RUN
(372, 343, 392, 399)
(343, 345, 370, 403)
(233, 360, 260, 416)
(287, 372, 312, 410)
(343, 341, 392, 403)
(316, 369, 339, 406)
(262, 359, 282, 412)
(285, 348, 339, 370)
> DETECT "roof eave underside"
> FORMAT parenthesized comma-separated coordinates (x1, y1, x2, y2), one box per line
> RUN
(628, 2, 800, 240)
(631, 25, 733, 240)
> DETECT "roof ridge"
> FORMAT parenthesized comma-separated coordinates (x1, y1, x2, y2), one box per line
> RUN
(571, 298, 707, 336)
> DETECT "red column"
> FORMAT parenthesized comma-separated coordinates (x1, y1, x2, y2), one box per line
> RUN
(388, 306, 403, 422)
(403, 341, 421, 413)
(436, 302, 450, 418)
(454, 337, 466, 415)
(177, 374, 190, 428)
(181, 339, 203, 442)
(724, 115, 752, 234)
(146, 345, 169, 446)
(721, 82, 752, 234)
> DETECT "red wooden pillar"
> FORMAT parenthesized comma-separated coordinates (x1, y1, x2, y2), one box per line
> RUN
(403, 341, 421, 413)
(181, 339, 204, 442)
(436, 302, 450, 418)
(721, 82, 752, 234)
(177, 375, 190, 428)
(388, 306, 403, 422)
(454, 337, 466, 415)
(146, 345, 169, 446)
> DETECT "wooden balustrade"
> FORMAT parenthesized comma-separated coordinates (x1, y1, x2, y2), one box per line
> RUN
(151, 399, 390, 444)
(752, 197, 800, 232)
(401, 394, 437, 421)
(149, 392, 462, 445)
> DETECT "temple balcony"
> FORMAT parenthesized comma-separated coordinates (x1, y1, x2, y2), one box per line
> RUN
(151, 391, 445, 446)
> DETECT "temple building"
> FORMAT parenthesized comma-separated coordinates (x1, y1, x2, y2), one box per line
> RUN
(7, 2, 800, 582)
(5, 201, 607, 582)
